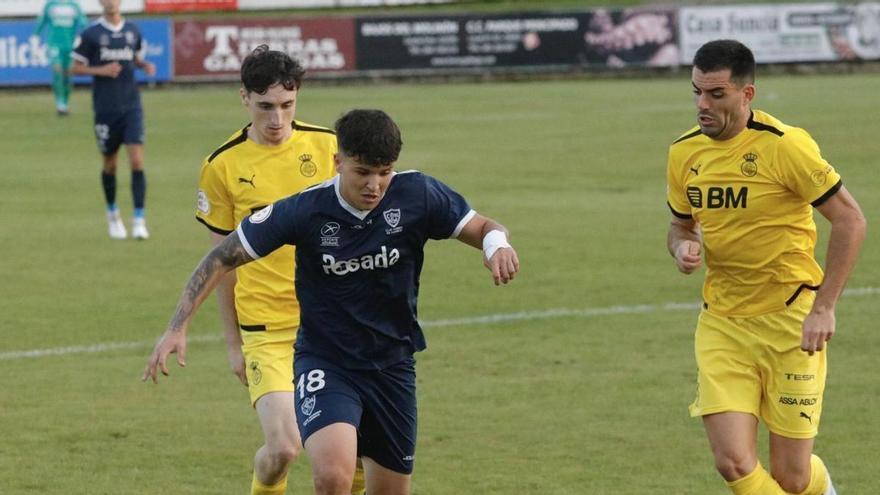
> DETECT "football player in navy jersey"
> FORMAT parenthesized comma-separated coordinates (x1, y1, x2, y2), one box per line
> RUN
(71, 0, 155, 240)
(144, 109, 519, 494)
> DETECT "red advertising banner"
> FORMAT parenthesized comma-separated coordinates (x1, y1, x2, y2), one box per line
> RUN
(173, 18, 356, 78)
(146, 0, 238, 14)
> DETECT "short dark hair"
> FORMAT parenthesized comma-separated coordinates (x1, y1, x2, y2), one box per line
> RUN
(240, 44, 305, 95)
(335, 109, 402, 166)
(693, 39, 755, 85)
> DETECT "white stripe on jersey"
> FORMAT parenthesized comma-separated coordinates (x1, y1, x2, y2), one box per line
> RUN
(451, 209, 476, 239)
(236, 225, 260, 260)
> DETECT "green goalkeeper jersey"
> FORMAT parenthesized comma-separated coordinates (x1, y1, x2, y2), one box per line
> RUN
(35, 0, 88, 50)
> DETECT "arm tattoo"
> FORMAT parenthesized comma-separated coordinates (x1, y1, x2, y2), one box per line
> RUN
(169, 234, 253, 332)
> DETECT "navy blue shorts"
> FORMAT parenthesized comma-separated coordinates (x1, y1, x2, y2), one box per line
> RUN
(294, 352, 417, 474)
(94, 108, 144, 156)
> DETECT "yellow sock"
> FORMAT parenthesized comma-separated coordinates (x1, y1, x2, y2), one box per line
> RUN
(727, 462, 787, 495)
(350, 463, 366, 495)
(251, 472, 287, 495)
(795, 455, 829, 495)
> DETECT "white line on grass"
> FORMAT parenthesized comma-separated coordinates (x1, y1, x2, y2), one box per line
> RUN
(3, 287, 879, 361)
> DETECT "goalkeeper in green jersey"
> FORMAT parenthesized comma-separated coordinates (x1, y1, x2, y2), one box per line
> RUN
(35, 0, 88, 115)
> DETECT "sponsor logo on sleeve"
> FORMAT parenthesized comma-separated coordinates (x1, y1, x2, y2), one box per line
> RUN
(197, 190, 210, 214)
(810, 168, 829, 187)
(249, 203, 273, 224)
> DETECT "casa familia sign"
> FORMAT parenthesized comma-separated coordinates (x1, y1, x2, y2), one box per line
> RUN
(173, 17, 355, 78)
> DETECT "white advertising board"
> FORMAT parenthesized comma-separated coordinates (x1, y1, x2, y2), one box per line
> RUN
(680, 3, 880, 63)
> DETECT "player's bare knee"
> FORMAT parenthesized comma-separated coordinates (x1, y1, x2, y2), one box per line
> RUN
(771, 465, 810, 493)
(777, 477, 809, 494)
(713, 453, 755, 481)
(312, 464, 354, 495)
(270, 442, 301, 465)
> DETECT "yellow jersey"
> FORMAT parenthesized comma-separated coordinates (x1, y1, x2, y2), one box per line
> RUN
(196, 120, 337, 331)
(666, 110, 841, 317)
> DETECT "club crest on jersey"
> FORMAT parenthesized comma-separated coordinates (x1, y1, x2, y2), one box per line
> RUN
(383, 208, 403, 234)
(249, 204, 273, 224)
(301, 396, 316, 416)
(741, 152, 758, 177)
(299, 154, 317, 177)
(320, 222, 340, 246)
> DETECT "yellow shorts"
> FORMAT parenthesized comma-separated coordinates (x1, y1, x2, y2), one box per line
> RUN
(689, 292, 826, 439)
(241, 328, 296, 406)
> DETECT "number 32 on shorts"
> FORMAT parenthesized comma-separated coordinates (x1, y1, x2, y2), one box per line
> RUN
(297, 369, 326, 398)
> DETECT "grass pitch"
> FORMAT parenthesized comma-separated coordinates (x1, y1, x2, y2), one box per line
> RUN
(0, 72, 877, 494)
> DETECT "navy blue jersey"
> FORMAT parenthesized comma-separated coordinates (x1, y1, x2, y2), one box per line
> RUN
(238, 171, 475, 370)
(72, 18, 143, 114)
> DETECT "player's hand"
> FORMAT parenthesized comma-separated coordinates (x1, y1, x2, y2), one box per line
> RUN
(485, 246, 519, 286)
(226, 345, 248, 386)
(101, 62, 122, 78)
(142, 329, 187, 383)
(674, 240, 702, 274)
(143, 61, 156, 77)
(801, 306, 835, 355)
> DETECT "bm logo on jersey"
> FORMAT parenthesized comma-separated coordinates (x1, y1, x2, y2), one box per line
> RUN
(687, 186, 748, 209)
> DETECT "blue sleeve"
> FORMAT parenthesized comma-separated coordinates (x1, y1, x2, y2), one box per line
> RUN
(237, 195, 300, 259)
(424, 175, 473, 240)
(134, 25, 143, 52)
(73, 29, 94, 61)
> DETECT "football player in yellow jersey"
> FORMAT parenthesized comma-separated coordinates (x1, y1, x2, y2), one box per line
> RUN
(147, 46, 363, 495)
(666, 40, 866, 495)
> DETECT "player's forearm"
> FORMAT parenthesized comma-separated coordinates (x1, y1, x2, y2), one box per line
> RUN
(167, 236, 253, 334)
(215, 272, 242, 346)
(457, 214, 509, 250)
(813, 213, 867, 311)
(70, 62, 102, 76)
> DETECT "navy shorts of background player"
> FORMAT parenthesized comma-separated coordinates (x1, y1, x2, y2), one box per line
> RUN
(237, 170, 475, 474)
(72, 18, 145, 155)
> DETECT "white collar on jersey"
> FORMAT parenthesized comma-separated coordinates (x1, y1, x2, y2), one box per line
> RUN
(99, 17, 126, 33)
(333, 172, 400, 221)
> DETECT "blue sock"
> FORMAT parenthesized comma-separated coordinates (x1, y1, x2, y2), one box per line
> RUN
(131, 170, 146, 211)
(133, 208, 145, 219)
(101, 172, 116, 209)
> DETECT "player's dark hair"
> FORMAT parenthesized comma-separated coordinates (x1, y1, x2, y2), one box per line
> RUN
(335, 109, 402, 166)
(240, 44, 304, 94)
(693, 39, 755, 85)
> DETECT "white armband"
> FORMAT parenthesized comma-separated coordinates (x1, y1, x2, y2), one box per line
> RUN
(482, 229, 511, 260)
